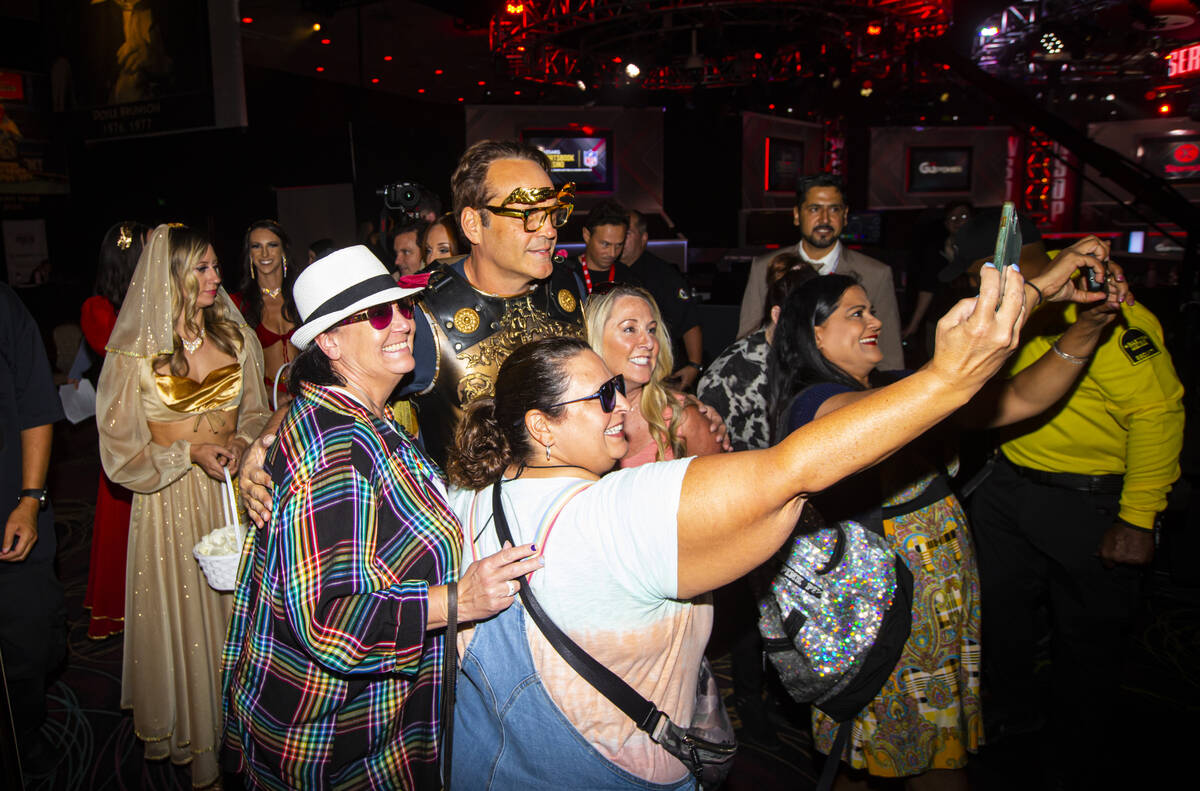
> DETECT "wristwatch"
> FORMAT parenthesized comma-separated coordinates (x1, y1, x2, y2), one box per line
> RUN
(680, 361, 704, 373)
(19, 488, 47, 510)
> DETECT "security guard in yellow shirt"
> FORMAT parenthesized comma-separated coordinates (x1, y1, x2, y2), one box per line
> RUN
(970, 272, 1184, 785)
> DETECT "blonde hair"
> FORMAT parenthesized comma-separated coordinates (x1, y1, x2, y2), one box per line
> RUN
(153, 226, 243, 376)
(584, 285, 685, 460)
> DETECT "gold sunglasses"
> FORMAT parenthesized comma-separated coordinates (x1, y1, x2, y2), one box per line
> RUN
(484, 183, 576, 232)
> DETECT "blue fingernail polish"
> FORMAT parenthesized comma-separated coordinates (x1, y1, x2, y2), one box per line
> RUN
(983, 261, 997, 269)
(530, 543, 537, 551)
(1012, 263, 1021, 273)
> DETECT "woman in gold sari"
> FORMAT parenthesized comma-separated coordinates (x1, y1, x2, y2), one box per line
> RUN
(96, 224, 271, 787)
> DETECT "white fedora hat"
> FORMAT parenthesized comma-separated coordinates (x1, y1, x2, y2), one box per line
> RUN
(291, 245, 425, 350)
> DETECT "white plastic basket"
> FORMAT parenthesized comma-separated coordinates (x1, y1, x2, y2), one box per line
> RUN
(193, 467, 246, 592)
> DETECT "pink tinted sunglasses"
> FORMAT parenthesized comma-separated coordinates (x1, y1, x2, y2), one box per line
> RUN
(336, 298, 414, 330)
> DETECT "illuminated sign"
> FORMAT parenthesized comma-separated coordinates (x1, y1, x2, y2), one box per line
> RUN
(1166, 43, 1200, 78)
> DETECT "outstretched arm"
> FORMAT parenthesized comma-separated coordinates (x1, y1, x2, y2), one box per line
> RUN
(675, 264, 1028, 598)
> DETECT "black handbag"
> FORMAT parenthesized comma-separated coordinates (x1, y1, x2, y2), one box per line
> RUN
(492, 480, 736, 790)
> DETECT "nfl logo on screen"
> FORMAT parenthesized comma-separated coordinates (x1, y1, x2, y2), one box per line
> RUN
(584, 149, 599, 168)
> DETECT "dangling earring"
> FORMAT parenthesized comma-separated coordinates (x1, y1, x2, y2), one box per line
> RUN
(250, 261, 257, 281)
(282, 255, 288, 279)
(545, 443, 552, 461)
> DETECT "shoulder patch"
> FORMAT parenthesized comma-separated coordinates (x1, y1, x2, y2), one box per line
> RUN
(1120, 327, 1161, 365)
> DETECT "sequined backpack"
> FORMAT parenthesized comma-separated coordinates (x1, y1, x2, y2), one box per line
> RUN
(756, 510, 914, 724)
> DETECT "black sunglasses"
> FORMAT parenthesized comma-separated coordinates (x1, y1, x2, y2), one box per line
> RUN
(336, 298, 414, 330)
(548, 374, 626, 413)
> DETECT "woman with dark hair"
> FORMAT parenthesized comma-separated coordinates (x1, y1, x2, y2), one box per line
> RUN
(767, 238, 1125, 790)
(80, 220, 150, 639)
(222, 246, 537, 789)
(420, 212, 467, 266)
(440, 259, 1098, 790)
(232, 219, 302, 406)
(96, 224, 271, 786)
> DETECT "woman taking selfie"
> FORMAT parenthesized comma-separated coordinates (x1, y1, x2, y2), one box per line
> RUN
(767, 236, 1126, 790)
(442, 253, 1119, 789)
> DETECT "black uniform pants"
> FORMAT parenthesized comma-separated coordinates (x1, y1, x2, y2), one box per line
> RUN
(970, 460, 1140, 753)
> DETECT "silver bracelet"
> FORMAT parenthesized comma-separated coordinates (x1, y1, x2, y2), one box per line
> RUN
(1051, 341, 1090, 365)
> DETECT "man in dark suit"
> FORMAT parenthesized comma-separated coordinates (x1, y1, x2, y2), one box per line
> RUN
(738, 174, 903, 370)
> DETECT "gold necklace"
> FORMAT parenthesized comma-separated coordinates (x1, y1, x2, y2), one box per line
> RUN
(260, 286, 282, 298)
(181, 327, 206, 354)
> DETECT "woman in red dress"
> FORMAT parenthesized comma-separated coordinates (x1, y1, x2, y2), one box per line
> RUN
(231, 220, 302, 408)
(80, 220, 149, 640)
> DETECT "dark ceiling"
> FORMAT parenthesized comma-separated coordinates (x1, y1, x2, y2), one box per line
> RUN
(230, 1, 1199, 126)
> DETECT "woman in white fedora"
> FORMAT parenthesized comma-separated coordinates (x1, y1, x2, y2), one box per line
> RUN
(221, 245, 539, 789)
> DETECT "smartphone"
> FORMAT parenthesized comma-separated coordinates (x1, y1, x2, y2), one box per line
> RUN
(991, 202, 1022, 310)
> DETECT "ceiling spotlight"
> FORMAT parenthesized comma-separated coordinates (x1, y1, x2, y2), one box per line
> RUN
(939, 92, 950, 102)
(625, 62, 641, 78)
(1040, 32, 1064, 55)
(866, 23, 883, 36)
(1159, 103, 1172, 114)
(1068, 93, 1077, 101)
(1105, 93, 1115, 101)
(312, 23, 321, 32)
(979, 26, 999, 38)
(241, 16, 253, 24)
(576, 79, 587, 91)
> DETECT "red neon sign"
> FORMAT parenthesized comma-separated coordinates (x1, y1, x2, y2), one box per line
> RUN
(1166, 43, 1200, 78)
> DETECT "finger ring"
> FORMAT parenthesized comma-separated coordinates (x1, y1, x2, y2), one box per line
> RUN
(506, 580, 516, 597)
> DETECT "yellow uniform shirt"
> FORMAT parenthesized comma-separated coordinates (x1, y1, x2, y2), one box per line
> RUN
(1000, 300, 1184, 529)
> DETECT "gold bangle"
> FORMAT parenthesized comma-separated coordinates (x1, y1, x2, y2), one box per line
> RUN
(1051, 341, 1089, 365)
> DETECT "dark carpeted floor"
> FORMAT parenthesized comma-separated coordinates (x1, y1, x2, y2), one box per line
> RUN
(19, 420, 1200, 790)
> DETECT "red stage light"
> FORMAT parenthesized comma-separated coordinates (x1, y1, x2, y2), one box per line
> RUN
(612, 57, 622, 63)
(517, 46, 525, 52)
(514, 90, 521, 95)
(1159, 103, 1172, 114)
(316, 66, 325, 72)
(320, 39, 331, 45)
(768, 103, 776, 109)
(435, 69, 444, 75)
(867, 23, 883, 36)
(384, 55, 393, 61)
(371, 78, 380, 84)
(418, 88, 425, 93)
(1144, 90, 1157, 100)
(754, 52, 763, 60)
(458, 97, 464, 102)
(477, 80, 486, 86)
(241, 17, 253, 24)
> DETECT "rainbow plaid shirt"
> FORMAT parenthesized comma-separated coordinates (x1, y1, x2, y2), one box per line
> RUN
(222, 383, 461, 789)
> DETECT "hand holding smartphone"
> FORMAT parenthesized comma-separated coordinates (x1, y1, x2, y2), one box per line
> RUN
(991, 202, 1022, 311)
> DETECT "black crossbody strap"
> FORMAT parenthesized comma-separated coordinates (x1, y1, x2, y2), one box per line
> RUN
(491, 480, 665, 734)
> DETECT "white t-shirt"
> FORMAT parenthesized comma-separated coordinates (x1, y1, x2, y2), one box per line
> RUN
(450, 458, 711, 784)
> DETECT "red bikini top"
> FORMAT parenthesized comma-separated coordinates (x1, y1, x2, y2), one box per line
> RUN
(255, 322, 296, 349)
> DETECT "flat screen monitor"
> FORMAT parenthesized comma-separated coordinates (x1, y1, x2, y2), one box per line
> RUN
(765, 137, 805, 193)
(1140, 135, 1200, 182)
(906, 146, 973, 193)
(523, 129, 614, 192)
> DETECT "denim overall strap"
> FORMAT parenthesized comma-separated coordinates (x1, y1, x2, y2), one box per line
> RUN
(452, 602, 694, 791)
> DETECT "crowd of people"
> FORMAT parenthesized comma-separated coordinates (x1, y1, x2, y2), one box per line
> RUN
(0, 138, 1183, 791)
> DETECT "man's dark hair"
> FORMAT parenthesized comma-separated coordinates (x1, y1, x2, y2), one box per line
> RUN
(583, 199, 630, 234)
(451, 140, 552, 224)
(795, 174, 846, 207)
(415, 187, 443, 217)
(628, 209, 648, 236)
(309, 238, 336, 261)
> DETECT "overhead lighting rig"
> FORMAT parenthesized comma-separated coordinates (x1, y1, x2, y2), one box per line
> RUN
(488, 0, 952, 91)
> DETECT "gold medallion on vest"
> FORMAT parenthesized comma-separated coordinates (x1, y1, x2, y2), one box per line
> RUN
(446, 292, 585, 406)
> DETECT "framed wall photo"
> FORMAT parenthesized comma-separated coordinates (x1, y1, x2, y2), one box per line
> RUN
(906, 146, 973, 193)
(765, 137, 805, 193)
